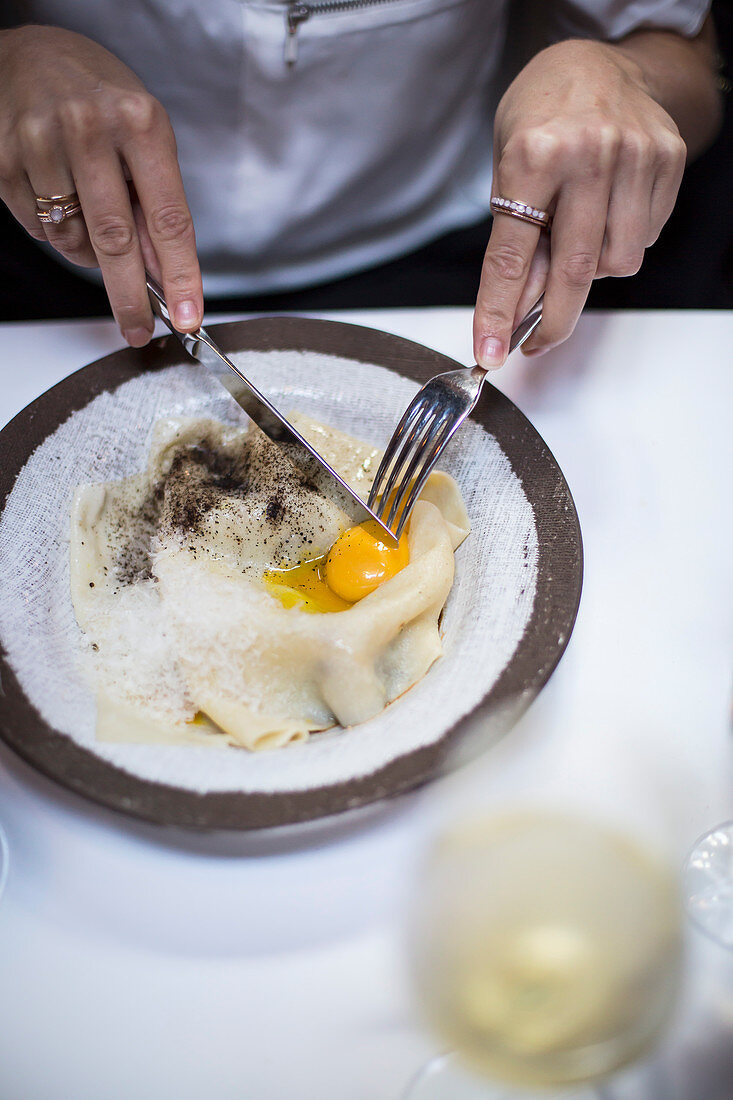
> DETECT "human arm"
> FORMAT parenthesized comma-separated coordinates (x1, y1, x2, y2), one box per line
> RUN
(473, 15, 722, 366)
(0, 24, 203, 345)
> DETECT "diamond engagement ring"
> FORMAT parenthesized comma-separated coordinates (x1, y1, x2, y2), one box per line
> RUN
(490, 196, 552, 230)
(36, 192, 82, 225)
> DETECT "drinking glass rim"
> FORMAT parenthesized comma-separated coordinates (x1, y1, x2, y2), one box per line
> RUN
(683, 819, 733, 948)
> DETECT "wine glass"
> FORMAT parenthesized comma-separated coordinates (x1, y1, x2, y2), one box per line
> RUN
(682, 684, 733, 950)
(683, 821, 733, 949)
(403, 755, 685, 1099)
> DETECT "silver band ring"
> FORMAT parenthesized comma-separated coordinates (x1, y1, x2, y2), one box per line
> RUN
(490, 196, 552, 230)
(36, 193, 82, 225)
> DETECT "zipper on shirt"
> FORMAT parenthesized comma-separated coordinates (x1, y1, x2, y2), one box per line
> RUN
(285, 0, 404, 67)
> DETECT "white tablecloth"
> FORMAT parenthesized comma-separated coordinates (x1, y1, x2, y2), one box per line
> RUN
(0, 309, 731, 1099)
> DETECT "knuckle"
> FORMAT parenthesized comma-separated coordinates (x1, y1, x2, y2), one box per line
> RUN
(483, 243, 529, 284)
(17, 112, 55, 155)
(595, 123, 622, 158)
(59, 98, 101, 140)
(505, 128, 561, 173)
(90, 217, 136, 258)
(149, 202, 193, 243)
(658, 131, 687, 170)
(557, 251, 597, 289)
(115, 91, 164, 136)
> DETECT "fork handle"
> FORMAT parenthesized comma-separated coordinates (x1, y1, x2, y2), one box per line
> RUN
(508, 296, 544, 355)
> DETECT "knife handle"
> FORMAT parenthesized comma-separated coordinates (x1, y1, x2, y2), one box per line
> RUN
(143, 271, 398, 543)
(146, 272, 173, 328)
(146, 272, 203, 359)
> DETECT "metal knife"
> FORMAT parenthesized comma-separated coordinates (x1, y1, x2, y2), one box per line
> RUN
(146, 274, 398, 544)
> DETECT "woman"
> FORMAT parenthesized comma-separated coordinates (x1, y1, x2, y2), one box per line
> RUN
(0, 1, 721, 364)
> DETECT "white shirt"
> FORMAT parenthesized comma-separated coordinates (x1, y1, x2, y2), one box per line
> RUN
(29, 0, 710, 296)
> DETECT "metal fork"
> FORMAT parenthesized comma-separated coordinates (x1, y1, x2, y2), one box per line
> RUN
(368, 298, 543, 538)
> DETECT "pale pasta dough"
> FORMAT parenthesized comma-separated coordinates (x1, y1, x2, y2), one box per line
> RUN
(69, 414, 470, 750)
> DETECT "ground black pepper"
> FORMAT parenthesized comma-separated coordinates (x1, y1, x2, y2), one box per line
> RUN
(105, 422, 338, 589)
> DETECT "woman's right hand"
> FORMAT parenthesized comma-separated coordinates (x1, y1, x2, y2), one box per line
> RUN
(0, 24, 203, 346)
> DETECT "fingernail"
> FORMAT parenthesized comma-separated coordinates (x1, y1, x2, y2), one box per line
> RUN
(124, 326, 153, 348)
(174, 300, 199, 330)
(478, 336, 505, 369)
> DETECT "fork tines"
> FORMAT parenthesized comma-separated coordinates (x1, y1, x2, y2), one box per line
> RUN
(367, 387, 471, 538)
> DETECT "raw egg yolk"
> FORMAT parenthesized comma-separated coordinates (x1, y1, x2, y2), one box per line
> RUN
(264, 558, 352, 614)
(264, 521, 409, 612)
(325, 520, 409, 603)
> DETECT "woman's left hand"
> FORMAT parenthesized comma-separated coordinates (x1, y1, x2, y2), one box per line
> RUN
(473, 38, 687, 367)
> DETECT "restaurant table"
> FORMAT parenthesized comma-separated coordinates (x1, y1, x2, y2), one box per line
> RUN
(0, 309, 731, 1100)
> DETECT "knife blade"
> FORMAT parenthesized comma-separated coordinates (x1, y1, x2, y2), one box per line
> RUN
(146, 274, 398, 544)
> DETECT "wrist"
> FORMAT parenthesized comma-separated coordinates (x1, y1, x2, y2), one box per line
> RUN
(555, 37, 653, 94)
(607, 39, 664, 102)
(608, 24, 723, 157)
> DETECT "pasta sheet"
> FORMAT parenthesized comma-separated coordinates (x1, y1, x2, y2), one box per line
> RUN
(69, 414, 470, 750)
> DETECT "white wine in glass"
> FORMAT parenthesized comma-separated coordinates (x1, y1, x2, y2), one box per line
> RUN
(406, 811, 683, 1098)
